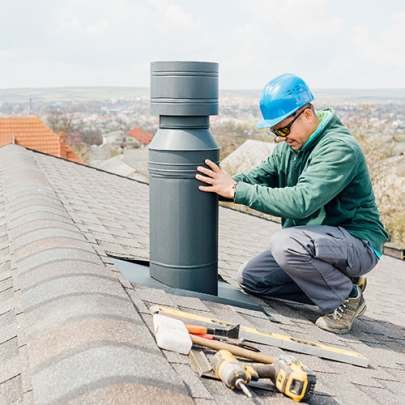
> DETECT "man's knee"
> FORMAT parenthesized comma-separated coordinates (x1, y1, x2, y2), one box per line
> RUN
(270, 228, 310, 270)
(237, 260, 250, 287)
(237, 258, 271, 296)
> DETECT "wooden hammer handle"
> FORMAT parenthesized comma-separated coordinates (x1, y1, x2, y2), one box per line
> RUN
(191, 334, 274, 364)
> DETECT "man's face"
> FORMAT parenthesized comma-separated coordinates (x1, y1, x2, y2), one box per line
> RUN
(272, 107, 314, 150)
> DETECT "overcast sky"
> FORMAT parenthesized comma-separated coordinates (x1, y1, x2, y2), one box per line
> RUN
(1, 0, 404, 89)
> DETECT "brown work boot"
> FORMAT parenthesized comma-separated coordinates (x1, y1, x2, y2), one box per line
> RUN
(315, 287, 366, 334)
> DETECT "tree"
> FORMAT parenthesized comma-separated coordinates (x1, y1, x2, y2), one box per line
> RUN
(46, 110, 73, 135)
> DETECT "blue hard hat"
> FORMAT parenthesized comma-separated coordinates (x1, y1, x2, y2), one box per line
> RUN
(257, 73, 314, 129)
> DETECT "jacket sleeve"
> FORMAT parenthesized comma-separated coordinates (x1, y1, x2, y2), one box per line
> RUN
(231, 152, 279, 188)
(234, 141, 359, 218)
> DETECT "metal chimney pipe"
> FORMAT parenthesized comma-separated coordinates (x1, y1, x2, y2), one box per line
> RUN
(149, 61, 219, 295)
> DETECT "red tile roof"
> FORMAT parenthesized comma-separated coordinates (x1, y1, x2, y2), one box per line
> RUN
(0, 116, 81, 162)
(128, 127, 153, 145)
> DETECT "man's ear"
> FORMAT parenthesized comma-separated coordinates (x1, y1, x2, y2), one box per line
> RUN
(304, 107, 315, 121)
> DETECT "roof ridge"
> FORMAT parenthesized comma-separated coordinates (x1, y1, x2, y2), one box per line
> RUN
(0, 145, 192, 404)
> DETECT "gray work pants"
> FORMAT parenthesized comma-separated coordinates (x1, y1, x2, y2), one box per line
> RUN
(238, 225, 379, 313)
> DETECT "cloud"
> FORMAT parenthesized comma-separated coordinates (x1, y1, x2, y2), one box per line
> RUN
(152, 0, 196, 33)
(0, 0, 404, 88)
(354, 10, 405, 69)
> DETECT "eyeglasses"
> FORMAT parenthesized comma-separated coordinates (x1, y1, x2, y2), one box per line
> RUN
(269, 105, 310, 137)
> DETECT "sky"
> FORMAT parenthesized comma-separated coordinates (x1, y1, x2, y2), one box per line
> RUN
(1, 0, 404, 89)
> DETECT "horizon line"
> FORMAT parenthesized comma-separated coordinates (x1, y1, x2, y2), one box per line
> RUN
(1, 85, 405, 92)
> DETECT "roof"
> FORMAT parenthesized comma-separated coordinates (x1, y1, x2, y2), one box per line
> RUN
(0, 116, 81, 162)
(128, 128, 153, 145)
(0, 144, 404, 404)
(90, 153, 148, 183)
(90, 148, 149, 183)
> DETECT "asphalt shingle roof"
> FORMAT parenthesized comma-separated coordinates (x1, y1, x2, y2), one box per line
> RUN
(0, 144, 404, 405)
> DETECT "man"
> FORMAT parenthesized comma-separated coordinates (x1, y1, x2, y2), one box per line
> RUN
(195, 73, 388, 334)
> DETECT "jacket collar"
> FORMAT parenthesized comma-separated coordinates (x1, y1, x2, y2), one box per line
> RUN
(295, 109, 334, 154)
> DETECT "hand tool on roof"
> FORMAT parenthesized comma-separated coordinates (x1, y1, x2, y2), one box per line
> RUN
(186, 323, 240, 338)
(150, 305, 369, 367)
(186, 323, 259, 351)
(204, 335, 261, 352)
(185, 325, 315, 401)
(213, 349, 315, 402)
(213, 349, 253, 398)
(189, 349, 275, 391)
(251, 355, 316, 402)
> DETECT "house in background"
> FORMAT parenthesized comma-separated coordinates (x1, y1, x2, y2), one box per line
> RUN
(127, 127, 153, 146)
(0, 116, 81, 162)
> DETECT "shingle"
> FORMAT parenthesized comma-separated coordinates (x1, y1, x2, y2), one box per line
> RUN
(0, 276, 12, 293)
(13, 227, 86, 251)
(293, 354, 338, 374)
(0, 296, 14, 316)
(10, 220, 79, 242)
(332, 380, 376, 404)
(28, 316, 158, 371)
(172, 364, 213, 399)
(0, 337, 18, 363)
(0, 355, 21, 383)
(8, 204, 69, 221)
(231, 306, 269, 320)
(194, 400, 217, 405)
(0, 287, 14, 304)
(0, 319, 17, 344)
(0, 310, 15, 328)
(10, 211, 71, 230)
(15, 237, 96, 262)
(0, 263, 12, 277)
(16, 247, 100, 270)
(307, 394, 339, 405)
(127, 289, 150, 314)
(15, 260, 111, 292)
(347, 341, 404, 369)
(134, 286, 178, 307)
(324, 362, 386, 388)
(22, 292, 135, 338)
(162, 350, 190, 365)
(357, 385, 402, 405)
(168, 294, 210, 312)
(379, 380, 405, 396)
(0, 374, 23, 404)
(7, 198, 61, 213)
(31, 345, 192, 405)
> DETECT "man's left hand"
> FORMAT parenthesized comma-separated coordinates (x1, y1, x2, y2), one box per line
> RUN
(195, 159, 236, 199)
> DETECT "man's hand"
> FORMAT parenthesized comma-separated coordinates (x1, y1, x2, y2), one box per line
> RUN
(195, 159, 236, 199)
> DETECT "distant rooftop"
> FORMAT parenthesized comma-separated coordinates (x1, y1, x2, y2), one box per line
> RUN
(0, 116, 81, 162)
(128, 128, 153, 145)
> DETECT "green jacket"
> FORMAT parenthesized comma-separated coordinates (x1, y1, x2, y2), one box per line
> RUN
(233, 110, 388, 254)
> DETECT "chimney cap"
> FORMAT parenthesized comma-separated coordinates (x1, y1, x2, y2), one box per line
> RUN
(151, 61, 218, 116)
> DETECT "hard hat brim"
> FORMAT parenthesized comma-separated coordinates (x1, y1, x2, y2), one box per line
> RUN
(256, 110, 296, 129)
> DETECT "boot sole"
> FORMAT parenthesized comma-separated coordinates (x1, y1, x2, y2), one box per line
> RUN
(356, 302, 367, 318)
